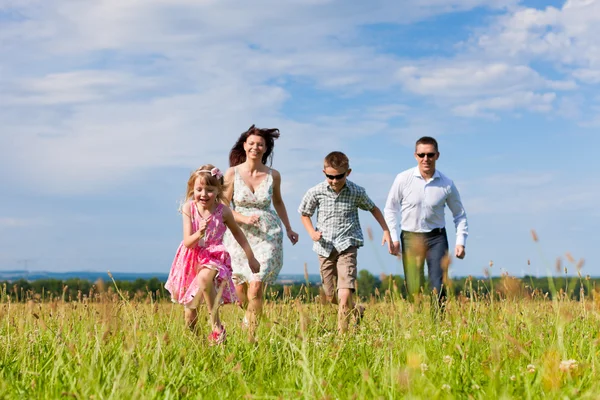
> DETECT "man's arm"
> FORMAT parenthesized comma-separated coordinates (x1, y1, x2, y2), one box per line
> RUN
(447, 181, 468, 259)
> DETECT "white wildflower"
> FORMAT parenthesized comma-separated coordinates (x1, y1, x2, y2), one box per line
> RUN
(559, 359, 578, 372)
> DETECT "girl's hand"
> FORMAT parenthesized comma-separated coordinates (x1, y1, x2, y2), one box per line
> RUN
(198, 219, 208, 236)
(248, 256, 261, 274)
(245, 215, 260, 226)
(286, 229, 299, 245)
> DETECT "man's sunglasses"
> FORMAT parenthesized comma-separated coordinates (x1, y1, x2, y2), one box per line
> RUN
(416, 152, 437, 159)
(325, 172, 347, 180)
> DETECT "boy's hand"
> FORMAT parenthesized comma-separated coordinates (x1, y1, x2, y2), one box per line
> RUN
(381, 231, 393, 254)
(248, 256, 261, 273)
(310, 230, 322, 242)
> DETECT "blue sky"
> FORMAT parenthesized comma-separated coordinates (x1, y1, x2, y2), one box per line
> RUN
(1, 0, 598, 279)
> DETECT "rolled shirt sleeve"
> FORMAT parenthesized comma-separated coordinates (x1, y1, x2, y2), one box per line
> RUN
(384, 174, 403, 242)
(298, 189, 318, 217)
(446, 181, 468, 247)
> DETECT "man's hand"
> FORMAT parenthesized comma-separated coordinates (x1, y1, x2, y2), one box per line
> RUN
(455, 245, 465, 259)
(390, 241, 401, 256)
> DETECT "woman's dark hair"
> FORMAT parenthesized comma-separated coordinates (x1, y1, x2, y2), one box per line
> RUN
(229, 125, 280, 167)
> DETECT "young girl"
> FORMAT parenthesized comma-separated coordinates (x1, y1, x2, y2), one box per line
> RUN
(165, 164, 260, 345)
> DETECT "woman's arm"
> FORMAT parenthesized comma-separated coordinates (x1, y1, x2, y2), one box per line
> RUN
(271, 170, 299, 244)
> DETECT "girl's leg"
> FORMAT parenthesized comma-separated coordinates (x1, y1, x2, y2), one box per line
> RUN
(184, 308, 198, 330)
(246, 281, 263, 339)
(197, 267, 221, 331)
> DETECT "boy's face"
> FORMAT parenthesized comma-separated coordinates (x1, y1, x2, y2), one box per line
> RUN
(323, 166, 351, 193)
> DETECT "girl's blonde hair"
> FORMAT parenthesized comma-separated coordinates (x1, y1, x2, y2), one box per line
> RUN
(184, 164, 227, 205)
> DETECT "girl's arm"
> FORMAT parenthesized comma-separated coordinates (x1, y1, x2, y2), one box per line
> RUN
(222, 205, 260, 273)
(271, 169, 299, 244)
(182, 202, 206, 249)
(223, 167, 259, 226)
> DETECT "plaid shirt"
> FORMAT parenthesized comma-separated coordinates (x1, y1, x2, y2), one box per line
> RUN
(298, 180, 375, 257)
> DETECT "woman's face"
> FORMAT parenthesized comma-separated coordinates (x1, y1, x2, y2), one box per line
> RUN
(243, 134, 267, 161)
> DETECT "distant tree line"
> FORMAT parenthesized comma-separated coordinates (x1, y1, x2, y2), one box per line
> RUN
(1, 272, 598, 303)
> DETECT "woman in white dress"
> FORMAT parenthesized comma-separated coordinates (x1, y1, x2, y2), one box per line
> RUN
(223, 125, 299, 336)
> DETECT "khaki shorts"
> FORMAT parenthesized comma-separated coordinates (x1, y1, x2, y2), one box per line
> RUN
(318, 246, 358, 297)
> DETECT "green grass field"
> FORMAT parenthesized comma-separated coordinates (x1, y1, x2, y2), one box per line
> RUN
(1, 285, 599, 400)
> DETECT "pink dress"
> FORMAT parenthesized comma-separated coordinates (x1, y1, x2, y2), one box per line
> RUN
(165, 202, 237, 308)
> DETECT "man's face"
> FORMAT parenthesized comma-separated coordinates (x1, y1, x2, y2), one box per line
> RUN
(324, 166, 350, 193)
(414, 143, 439, 176)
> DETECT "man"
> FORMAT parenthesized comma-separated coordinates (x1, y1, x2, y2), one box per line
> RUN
(383, 136, 468, 306)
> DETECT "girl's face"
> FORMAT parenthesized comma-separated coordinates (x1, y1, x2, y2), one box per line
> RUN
(243, 134, 266, 161)
(193, 177, 219, 208)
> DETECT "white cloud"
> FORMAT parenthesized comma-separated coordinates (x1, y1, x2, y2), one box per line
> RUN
(452, 91, 556, 117)
(473, 0, 600, 69)
(0, 0, 595, 194)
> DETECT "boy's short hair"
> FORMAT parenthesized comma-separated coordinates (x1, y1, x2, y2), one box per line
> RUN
(415, 136, 439, 152)
(324, 151, 350, 170)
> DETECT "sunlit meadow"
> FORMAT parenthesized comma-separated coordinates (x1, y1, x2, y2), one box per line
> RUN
(1, 271, 599, 399)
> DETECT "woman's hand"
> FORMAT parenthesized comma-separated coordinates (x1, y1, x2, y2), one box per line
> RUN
(244, 215, 260, 226)
(248, 256, 261, 274)
(286, 229, 299, 245)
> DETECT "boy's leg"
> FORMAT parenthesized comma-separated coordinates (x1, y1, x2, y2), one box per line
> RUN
(425, 233, 449, 312)
(400, 232, 426, 302)
(318, 250, 339, 304)
(335, 246, 358, 334)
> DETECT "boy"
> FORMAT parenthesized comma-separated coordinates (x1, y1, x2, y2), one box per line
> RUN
(299, 151, 393, 333)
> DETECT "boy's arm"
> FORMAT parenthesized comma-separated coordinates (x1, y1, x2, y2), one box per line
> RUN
(298, 188, 321, 241)
(370, 206, 393, 254)
(301, 214, 322, 242)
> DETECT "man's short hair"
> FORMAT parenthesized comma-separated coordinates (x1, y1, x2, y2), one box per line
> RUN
(415, 136, 439, 152)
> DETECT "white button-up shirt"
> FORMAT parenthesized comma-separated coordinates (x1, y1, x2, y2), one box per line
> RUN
(384, 167, 468, 246)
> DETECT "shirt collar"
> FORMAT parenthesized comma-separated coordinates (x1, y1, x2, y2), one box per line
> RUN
(412, 167, 440, 180)
(324, 180, 349, 194)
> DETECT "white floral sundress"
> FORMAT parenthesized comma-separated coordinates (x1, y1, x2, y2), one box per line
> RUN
(223, 167, 284, 285)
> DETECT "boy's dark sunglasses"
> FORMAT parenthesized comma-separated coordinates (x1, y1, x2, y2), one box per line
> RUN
(325, 172, 347, 180)
(416, 152, 437, 159)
